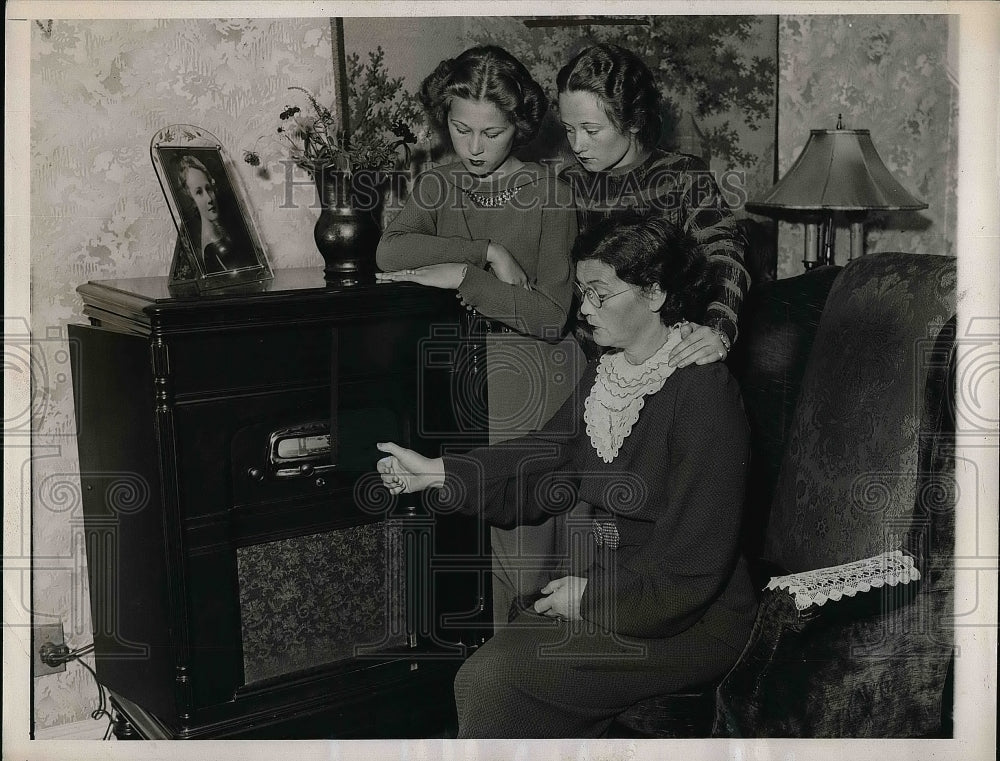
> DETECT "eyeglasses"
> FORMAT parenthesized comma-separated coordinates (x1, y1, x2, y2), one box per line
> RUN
(574, 281, 631, 309)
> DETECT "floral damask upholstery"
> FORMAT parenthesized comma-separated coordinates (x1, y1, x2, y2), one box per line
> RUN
(728, 264, 843, 570)
(715, 252, 956, 737)
(762, 253, 956, 572)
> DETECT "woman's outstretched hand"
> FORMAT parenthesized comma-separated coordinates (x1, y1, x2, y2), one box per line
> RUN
(667, 322, 729, 367)
(375, 263, 467, 290)
(533, 575, 588, 621)
(376, 442, 445, 495)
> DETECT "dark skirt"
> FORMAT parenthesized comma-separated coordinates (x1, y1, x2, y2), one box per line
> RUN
(453, 610, 744, 738)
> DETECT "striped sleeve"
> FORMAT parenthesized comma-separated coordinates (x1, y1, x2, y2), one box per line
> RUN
(655, 155, 750, 345)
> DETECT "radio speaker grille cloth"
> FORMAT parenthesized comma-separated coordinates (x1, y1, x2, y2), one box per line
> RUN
(236, 522, 407, 684)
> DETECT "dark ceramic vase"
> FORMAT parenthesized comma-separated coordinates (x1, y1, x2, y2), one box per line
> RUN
(313, 168, 383, 283)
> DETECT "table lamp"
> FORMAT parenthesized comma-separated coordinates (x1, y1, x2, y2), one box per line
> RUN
(746, 116, 927, 269)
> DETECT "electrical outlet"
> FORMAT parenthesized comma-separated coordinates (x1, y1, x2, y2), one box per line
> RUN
(33, 622, 67, 676)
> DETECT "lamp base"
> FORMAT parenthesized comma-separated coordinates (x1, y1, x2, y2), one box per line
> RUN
(803, 221, 821, 271)
(848, 219, 866, 260)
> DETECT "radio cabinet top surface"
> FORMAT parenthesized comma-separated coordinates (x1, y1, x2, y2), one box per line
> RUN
(77, 267, 458, 336)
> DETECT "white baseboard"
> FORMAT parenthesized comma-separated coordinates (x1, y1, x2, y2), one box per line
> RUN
(34, 718, 114, 740)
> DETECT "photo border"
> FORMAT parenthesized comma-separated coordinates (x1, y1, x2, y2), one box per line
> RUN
(150, 125, 272, 292)
(4, 4, 997, 761)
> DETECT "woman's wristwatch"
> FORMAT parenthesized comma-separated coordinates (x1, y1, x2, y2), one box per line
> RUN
(709, 325, 732, 353)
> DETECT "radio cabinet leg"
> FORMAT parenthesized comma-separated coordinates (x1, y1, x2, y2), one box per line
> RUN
(111, 706, 140, 740)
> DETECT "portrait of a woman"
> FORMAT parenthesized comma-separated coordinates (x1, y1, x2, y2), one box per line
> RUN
(174, 152, 258, 274)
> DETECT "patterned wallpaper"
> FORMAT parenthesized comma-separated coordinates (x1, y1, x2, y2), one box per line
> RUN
(27, 14, 960, 732)
(464, 15, 778, 197)
(774, 15, 957, 278)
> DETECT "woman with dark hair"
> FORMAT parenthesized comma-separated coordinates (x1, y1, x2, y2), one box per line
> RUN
(557, 43, 750, 368)
(376, 215, 757, 738)
(376, 46, 586, 626)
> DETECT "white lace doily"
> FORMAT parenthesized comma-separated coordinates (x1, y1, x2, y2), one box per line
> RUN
(766, 550, 921, 611)
(583, 332, 680, 463)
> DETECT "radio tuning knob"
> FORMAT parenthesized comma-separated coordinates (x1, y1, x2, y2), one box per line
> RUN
(298, 463, 315, 476)
(247, 467, 264, 481)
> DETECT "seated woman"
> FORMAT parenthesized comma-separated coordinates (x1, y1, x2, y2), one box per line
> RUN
(376, 215, 757, 738)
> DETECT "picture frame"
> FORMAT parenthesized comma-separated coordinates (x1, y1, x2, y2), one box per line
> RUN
(150, 124, 272, 291)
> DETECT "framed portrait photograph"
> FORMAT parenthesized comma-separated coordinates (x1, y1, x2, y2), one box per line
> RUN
(150, 125, 272, 291)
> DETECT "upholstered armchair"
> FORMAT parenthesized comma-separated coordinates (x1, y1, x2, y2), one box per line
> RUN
(612, 252, 956, 738)
(718, 251, 956, 737)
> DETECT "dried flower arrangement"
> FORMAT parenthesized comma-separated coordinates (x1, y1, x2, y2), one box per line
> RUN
(244, 47, 421, 175)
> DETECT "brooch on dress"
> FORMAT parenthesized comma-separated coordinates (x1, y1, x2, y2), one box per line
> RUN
(592, 518, 621, 550)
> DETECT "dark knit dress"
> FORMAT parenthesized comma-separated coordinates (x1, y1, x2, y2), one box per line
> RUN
(436, 354, 758, 738)
(561, 149, 750, 345)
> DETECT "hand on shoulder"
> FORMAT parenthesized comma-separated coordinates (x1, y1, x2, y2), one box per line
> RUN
(667, 323, 731, 368)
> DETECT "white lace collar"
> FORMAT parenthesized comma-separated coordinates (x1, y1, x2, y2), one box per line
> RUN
(583, 331, 681, 463)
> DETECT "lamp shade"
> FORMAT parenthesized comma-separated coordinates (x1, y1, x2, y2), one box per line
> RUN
(747, 129, 928, 212)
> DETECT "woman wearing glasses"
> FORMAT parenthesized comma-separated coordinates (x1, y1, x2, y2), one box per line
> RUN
(557, 43, 750, 367)
(376, 216, 756, 737)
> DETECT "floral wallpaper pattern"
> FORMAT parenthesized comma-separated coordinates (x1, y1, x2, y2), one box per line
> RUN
(466, 16, 779, 206)
(27, 14, 960, 732)
(774, 15, 957, 278)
